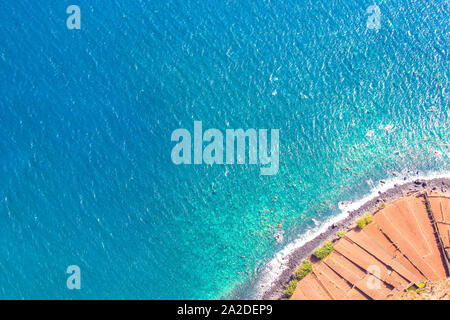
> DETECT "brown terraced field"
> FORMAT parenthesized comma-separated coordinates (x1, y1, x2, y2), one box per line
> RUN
(291, 193, 450, 300)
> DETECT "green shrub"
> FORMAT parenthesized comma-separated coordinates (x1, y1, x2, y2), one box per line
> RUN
(364, 213, 374, 224)
(294, 260, 312, 280)
(380, 203, 386, 209)
(408, 282, 425, 292)
(407, 285, 417, 292)
(337, 231, 346, 239)
(356, 218, 366, 229)
(313, 241, 334, 260)
(283, 280, 298, 298)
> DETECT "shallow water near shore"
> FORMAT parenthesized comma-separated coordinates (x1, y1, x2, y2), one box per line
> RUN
(0, 1, 448, 299)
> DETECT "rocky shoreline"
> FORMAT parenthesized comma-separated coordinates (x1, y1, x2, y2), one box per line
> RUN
(262, 177, 450, 300)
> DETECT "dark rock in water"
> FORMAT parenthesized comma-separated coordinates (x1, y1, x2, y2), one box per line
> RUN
(422, 182, 427, 188)
(378, 191, 382, 195)
(404, 177, 407, 180)
(414, 180, 422, 185)
(432, 187, 437, 191)
(380, 180, 386, 184)
(331, 224, 336, 229)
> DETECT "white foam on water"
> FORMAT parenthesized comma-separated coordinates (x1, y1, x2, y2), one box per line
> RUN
(256, 170, 450, 299)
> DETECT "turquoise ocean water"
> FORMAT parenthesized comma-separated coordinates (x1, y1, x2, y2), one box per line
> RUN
(0, 0, 448, 299)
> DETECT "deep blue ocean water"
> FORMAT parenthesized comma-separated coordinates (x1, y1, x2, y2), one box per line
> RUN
(0, 0, 448, 299)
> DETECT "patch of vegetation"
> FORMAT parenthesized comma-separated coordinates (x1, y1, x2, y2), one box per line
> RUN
(283, 280, 298, 298)
(356, 217, 366, 229)
(294, 260, 312, 280)
(407, 285, 417, 291)
(380, 203, 386, 209)
(337, 231, 346, 239)
(364, 213, 374, 224)
(313, 241, 334, 260)
(407, 282, 426, 292)
(425, 201, 433, 215)
(401, 280, 450, 300)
